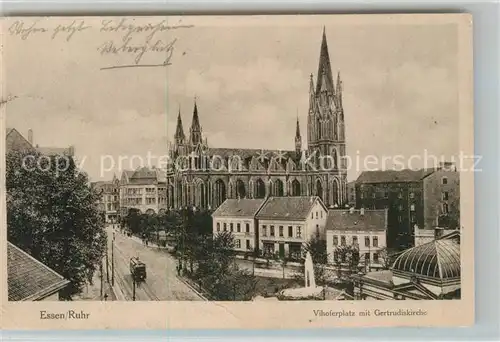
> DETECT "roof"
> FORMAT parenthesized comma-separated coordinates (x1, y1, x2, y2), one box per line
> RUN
(7, 242, 70, 301)
(255, 196, 325, 221)
(120, 167, 166, 185)
(326, 209, 388, 232)
(364, 270, 394, 285)
(391, 238, 460, 281)
(212, 198, 267, 217)
(36, 146, 72, 156)
(356, 168, 436, 184)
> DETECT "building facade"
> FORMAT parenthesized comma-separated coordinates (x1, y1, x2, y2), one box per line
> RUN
(166, 29, 348, 211)
(255, 196, 328, 260)
(91, 175, 120, 223)
(347, 181, 356, 207)
(355, 164, 460, 250)
(326, 208, 388, 269)
(212, 198, 267, 253)
(119, 167, 168, 216)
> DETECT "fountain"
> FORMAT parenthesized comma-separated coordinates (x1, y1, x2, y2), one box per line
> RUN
(277, 251, 324, 300)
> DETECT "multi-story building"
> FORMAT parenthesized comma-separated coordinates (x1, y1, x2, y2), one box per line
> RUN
(91, 175, 120, 223)
(326, 208, 388, 269)
(355, 163, 459, 250)
(255, 196, 328, 260)
(166, 29, 348, 211)
(347, 181, 356, 207)
(6, 128, 75, 156)
(212, 198, 267, 253)
(119, 167, 168, 216)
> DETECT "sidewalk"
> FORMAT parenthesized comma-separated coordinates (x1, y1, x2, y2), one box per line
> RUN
(73, 271, 117, 301)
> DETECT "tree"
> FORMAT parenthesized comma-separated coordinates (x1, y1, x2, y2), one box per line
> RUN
(6, 150, 106, 300)
(378, 247, 395, 270)
(333, 244, 360, 281)
(194, 231, 258, 300)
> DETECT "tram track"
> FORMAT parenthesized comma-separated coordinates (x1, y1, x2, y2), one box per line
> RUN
(112, 240, 161, 301)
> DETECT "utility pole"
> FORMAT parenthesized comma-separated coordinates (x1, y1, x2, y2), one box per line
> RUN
(132, 278, 136, 301)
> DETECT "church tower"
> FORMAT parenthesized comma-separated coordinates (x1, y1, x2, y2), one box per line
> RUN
(189, 99, 203, 147)
(295, 116, 302, 155)
(172, 108, 187, 157)
(307, 28, 346, 171)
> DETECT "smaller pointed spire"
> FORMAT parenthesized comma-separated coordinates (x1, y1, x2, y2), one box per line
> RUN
(295, 114, 301, 138)
(336, 70, 342, 92)
(174, 109, 185, 142)
(190, 97, 202, 145)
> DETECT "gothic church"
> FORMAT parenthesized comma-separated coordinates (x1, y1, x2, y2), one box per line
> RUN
(166, 29, 348, 210)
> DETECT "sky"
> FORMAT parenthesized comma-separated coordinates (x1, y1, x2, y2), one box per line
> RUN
(4, 16, 460, 182)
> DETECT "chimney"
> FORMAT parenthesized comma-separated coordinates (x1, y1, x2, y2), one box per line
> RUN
(360, 207, 365, 216)
(438, 161, 456, 171)
(28, 129, 33, 145)
(349, 207, 354, 214)
(68, 145, 75, 156)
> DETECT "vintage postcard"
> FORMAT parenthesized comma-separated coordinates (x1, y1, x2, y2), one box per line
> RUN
(0, 14, 474, 329)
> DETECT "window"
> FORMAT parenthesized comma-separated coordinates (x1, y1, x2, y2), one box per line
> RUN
(296, 227, 302, 238)
(373, 236, 378, 247)
(270, 226, 275, 237)
(333, 251, 339, 262)
(223, 223, 227, 231)
(333, 236, 338, 246)
(246, 240, 251, 250)
(230, 223, 234, 232)
(442, 192, 449, 201)
(373, 253, 379, 263)
(410, 204, 415, 211)
(311, 213, 313, 219)
(360, 193, 364, 199)
(352, 236, 358, 245)
(217, 222, 220, 232)
(237, 223, 241, 232)
(398, 192, 403, 199)
(262, 225, 267, 236)
(365, 236, 370, 247)
(235, 239, 241, 248)
(372, 193, 376, 198)
(246, 223, 250, 233)
(410, 192, 415, 199)
(316, 212, 318, 219)
(279, 226, 284, 237)
(442, 203, 449, 214)
(341, 236, 346, 246)
(442, 177, 448, 185)
(398, 216, 403, 223)
(288, 226, 293, 237)
(384, 191, 389, 198)
(398, 204, 403, 211)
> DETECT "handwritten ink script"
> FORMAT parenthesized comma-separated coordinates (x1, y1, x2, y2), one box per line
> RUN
(6, 18, 194, 70)
(8, 20, 90, 41)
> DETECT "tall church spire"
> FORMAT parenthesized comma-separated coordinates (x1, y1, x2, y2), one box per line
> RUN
(174, 109, 185, 143)
(316, 27, 334, 95)
(190, 97, 202, 145)
(295, 114, 302, 155)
